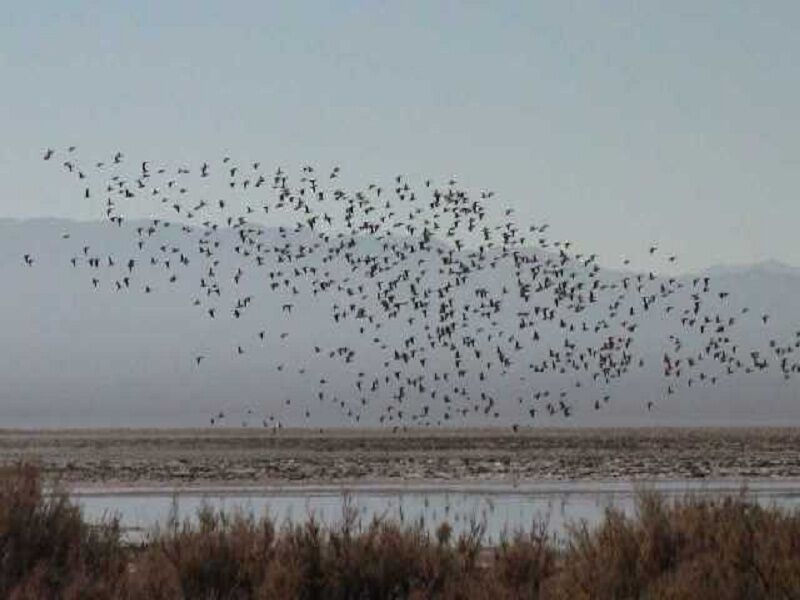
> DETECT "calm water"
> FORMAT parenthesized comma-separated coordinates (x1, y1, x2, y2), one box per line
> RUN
(73, 480, 800, 544)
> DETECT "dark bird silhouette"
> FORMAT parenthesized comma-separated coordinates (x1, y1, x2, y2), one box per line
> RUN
(43, 150, 799, 429)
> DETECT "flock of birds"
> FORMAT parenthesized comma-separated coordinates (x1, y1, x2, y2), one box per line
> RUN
(30, 146, 800, 429)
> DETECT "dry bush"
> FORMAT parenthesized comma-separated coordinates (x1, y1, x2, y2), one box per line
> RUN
(0, 462, 127, 599)
(549, 489, 800, 599)
(131, 503, 491, 599)
(4, 462, 800, 599)
(492, 522, 558, 599)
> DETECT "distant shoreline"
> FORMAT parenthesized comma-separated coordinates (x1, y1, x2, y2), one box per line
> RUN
(4, 427, 800, 487)
(64, 477, 800, 497)
(5, 425, 800, 434)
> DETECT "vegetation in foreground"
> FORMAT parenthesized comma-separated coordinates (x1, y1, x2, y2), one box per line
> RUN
(2, 463, 800, 599)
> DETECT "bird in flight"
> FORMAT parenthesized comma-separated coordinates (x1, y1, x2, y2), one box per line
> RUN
(41, 149, 800, 430)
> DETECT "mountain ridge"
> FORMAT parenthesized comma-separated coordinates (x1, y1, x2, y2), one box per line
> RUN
(2, 218, 799, 428)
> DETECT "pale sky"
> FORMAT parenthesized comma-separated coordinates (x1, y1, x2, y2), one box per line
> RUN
(2, 1, 799, 271)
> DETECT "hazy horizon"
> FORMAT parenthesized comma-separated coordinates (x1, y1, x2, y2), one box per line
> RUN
(3, 4, 800, 430)
(3, 2, 800, 273)
(4, 215, 799, 277)
(2, 218, 799, 429)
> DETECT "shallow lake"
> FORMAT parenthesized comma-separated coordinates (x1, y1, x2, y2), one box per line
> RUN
(72, 479, 800, 544)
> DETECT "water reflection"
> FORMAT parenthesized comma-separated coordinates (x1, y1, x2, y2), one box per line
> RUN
(73, 480, 800, 544)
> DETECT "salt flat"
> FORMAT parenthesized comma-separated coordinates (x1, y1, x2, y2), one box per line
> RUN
(3, 427, 800, 487)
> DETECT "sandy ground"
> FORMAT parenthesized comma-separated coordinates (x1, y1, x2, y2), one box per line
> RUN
(2, 427, 800, 488)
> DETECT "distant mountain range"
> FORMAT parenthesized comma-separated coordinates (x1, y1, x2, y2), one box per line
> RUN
(2, 218, 799, 428)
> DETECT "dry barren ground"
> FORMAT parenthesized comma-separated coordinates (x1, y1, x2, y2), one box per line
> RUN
(2, 428, 800, 487)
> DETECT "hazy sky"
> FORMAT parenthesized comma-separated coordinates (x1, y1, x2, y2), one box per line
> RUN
(2, 1, 799, 271)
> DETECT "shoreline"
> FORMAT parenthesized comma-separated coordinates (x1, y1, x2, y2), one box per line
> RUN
(65, 477, 800, 497)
